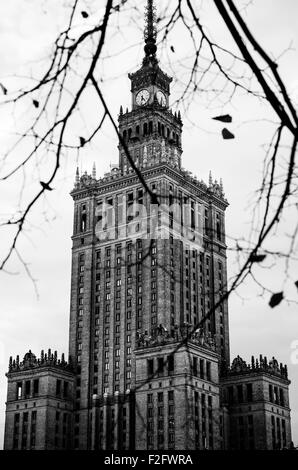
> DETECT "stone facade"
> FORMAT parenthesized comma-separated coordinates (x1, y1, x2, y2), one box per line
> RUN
(220, 355, 292, 450)
(3, 0, 292, 451)
(4, 351, 74, 450)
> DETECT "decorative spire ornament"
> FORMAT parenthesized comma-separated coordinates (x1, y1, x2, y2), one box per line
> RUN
(209, 170, 213, 187)
(92, 162, 96, 179)
(143, 0, 157, 64)
(143, 145, 148, 164)
(75, 166, 80, 186)
(220, 178, 224, 194)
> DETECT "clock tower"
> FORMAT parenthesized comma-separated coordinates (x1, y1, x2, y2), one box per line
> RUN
(118, 0, 183, 173)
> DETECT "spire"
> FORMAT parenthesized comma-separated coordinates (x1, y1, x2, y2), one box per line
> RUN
(75, 166, 80, 186)
(143, 145, 148, 164)
(92, 162, 96, 179)
(220, 178, 224, 192)
(143, 0, 157, 63)
(209, 171, 213, 187)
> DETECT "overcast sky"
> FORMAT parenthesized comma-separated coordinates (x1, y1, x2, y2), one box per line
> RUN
(0, 0, 298, 448)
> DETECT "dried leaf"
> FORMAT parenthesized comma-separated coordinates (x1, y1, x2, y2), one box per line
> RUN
(40, 181, 53, 191)
(222, 128, 235, 139)
(269, 292, 284, 308)
(249, 253, 267, 263)
(0, 82, 7, 95)
(79, 136, 86, 147)
(212, 114, 232, 123)
(33, 99, 39, 108)
(81, 11, 89, 18)
(170, 45, 175, 53)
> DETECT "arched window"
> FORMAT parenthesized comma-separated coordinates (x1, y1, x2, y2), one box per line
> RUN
(136, 125, 140, 135)
(158, 122, 161, 135)
(149, 121, 153, 134)
(80, 213, 87, 232)
(128, 128, 132, 139)
(143, 122, 148, 136)
(167, 128, 170, 139)
(161, 124, 165, 137)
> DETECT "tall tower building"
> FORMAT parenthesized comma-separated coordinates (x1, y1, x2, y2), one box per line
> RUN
(69, 0, 229, 450)
(3, 0, 292, 452)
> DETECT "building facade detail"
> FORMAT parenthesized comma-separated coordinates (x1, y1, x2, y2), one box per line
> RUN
(3, 0, 292, 451)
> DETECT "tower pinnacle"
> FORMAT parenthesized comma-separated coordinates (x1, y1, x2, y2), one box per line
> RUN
(143, 0, 157, 63)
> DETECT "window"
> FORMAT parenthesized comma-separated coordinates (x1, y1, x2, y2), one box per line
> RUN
(147, 359, 154, 377)
(247, 383, 253, 402)
(199, 359, 204, 379)
(216, 213, 222, 241)
(237, 385, 243, 403)
(274, 386, 279, 404)
(269, 384, 274, 402)
(56, 380, 61, 396)
(33, 379, 39, 397)
(16, 382, 22, 400)
(280, 388, 285, 407)
(193, 357, 198, 376)
(248, 415, 253, 426)
(63, 382, 69, 398)
(158, 358, 164, 375)
(25, 381, 31, 398)
(206, 362, 211, 381)
(168, 355, 174, 374)
(228, 386, 234, 404)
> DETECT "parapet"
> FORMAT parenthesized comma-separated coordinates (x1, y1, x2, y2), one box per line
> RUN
(223, 354, 288, 380)
(8, 349, 72, 374)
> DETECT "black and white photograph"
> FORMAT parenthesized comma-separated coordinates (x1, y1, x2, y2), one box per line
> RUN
(0, 0, 297, 459)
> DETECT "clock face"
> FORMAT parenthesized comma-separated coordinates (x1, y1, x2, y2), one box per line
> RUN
(136, 89, 150, 106)
(156, 91, 166, 107)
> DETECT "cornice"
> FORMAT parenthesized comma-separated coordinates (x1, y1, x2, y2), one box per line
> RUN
(71, 163, 228, 210)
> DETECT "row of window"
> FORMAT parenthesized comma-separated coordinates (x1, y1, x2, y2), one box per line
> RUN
(147, 391, 175, 450)
(147, 356, 174, 378)
(192, 357, 212, 382)
(269, 384, 285, 406)
(16, 379, 39, 400)
(194, 391, 214, 449)
(13, 410, 37, 450)
(271, 415, 287, 449)
(227, 383, 253, 404)
(122, 122, 179, 144)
